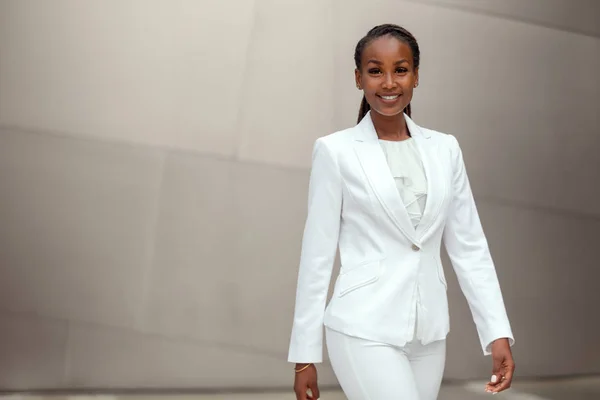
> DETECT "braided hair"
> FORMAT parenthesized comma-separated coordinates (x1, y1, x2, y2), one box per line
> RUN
(354, 24, 420, 123)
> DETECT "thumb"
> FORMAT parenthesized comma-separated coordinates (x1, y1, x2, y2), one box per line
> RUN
(490, 356, 503, 384)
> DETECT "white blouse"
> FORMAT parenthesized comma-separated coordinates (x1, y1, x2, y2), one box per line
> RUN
(379, 137, 429, 342)
(378, 138, 427, 228)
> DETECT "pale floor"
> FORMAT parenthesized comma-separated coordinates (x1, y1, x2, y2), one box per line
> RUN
(1, 376, 600, 400)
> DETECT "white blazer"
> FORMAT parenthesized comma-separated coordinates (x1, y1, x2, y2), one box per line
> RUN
(288, 111, 514, 364)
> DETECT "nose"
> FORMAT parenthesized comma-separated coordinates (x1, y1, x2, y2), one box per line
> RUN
(382, 72, 396, 89)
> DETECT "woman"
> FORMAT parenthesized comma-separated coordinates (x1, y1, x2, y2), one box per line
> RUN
(288, 24, 515, 399)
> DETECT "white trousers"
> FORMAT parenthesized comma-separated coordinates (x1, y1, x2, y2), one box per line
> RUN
(325, 327, 446, 400)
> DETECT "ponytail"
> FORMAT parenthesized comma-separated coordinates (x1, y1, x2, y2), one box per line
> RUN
(357, 95, 371, 123)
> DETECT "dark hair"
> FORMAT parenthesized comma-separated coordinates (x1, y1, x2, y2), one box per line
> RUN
(354, 24, 420, 123)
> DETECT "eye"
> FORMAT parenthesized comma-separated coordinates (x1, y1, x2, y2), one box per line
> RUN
(368, 68, 382, 75)
(396, 67, 408, 74)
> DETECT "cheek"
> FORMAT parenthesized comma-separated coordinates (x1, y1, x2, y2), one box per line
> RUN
(400, 78, 417, 97)
(401, 75, 417, 87)
(364, 80, 386, 99)
(361, 77, 377, 89)
(361, 84, 379, 100)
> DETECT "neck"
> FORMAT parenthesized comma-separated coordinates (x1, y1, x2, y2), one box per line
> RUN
(371, 111, 410, 141)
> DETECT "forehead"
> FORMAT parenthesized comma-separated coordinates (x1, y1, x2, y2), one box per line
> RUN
(362, 35, 413, 63)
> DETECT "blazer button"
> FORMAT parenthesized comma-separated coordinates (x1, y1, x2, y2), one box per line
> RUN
(411, 244, 420, 251)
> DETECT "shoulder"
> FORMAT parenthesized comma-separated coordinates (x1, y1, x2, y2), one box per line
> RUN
(419, 126, 459, 146)
(418, 125, 463, 158)
(311, 125, 357, 156)
(306, 127, 355, 172)
(316, 126, 355, 145)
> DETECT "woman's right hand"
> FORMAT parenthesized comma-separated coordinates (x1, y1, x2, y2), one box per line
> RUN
(294, 363, 320, 400)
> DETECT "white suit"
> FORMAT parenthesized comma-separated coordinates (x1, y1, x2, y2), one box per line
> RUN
(288, 112, 514, 365)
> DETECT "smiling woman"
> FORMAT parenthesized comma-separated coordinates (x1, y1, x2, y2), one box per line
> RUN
(288, 24, 515, 400)
(354, 24, 420, 126)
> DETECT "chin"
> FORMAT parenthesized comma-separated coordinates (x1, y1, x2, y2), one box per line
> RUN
(372, 107, 406, 117)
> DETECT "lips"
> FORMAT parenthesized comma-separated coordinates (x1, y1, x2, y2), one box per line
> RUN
(377, 93, 402, 104)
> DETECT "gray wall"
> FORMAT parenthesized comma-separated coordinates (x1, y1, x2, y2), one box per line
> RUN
(1, 0, 599, 391)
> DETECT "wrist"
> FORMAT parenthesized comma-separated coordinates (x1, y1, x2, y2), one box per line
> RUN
(492, 338, 510, 347)
(294, 363, 313, 373)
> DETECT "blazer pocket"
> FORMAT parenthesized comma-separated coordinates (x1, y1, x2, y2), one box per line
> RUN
(337, 259, 382, 297)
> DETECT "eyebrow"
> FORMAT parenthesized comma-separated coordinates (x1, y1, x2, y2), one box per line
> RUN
(367, 59, 409, 65)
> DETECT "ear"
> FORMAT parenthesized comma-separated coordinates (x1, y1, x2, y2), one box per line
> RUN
(414, 67, 419, 87)
(355, 68, 362, 89)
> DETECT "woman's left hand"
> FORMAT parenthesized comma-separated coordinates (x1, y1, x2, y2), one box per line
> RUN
(486, 338, 515, 394)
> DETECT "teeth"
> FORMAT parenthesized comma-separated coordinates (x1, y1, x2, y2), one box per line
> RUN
(381, 95, 399, 100)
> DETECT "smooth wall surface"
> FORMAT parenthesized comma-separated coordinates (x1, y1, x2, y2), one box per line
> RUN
(1, 0, 599, 390)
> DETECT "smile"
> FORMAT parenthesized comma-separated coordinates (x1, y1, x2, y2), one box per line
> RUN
(380, 95, 399, 100)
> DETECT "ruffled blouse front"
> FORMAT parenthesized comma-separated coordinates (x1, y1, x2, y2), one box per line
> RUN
(379, 138, 427, 228)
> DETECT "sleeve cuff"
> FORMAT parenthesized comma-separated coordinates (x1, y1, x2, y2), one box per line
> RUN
(483, 335, 515, 356)
(288, 341, 323, 364)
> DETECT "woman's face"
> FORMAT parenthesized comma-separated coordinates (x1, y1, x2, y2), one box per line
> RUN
(355, 36, 419, 118)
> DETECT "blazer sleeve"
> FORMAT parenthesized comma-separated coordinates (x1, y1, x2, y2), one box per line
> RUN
(443, 134, 515, 355)
(287, 138, 342, 363)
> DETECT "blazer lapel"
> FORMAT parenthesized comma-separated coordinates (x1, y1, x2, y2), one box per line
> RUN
(406, 115, 448, 241)
(353, 112, 417, 243)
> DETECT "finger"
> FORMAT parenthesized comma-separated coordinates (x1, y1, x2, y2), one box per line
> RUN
(310, 382, 321, 399)
(487, 369, 504, 387)
(487, 373, 502, 386)
(491, 377, 511, 393)
(491, 367, 514, 393)
(485, 370, 505, 393)
(294, 385, 307, 400)
(490, 354, 506, 384)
